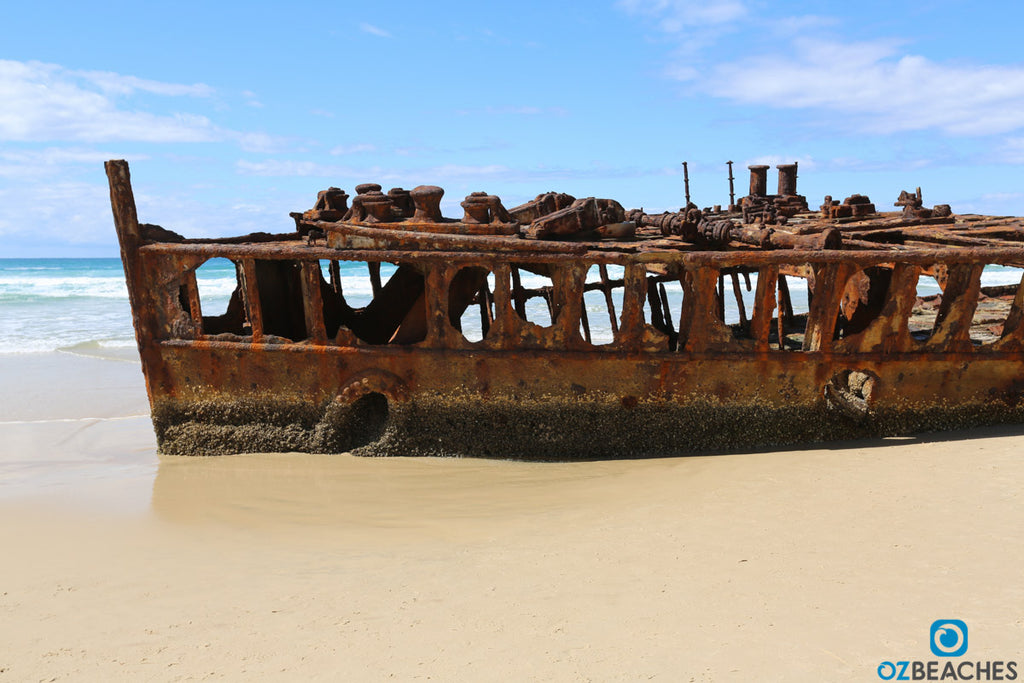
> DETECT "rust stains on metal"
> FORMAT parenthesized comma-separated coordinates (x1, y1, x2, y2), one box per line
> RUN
(106, 159, 1024, 459)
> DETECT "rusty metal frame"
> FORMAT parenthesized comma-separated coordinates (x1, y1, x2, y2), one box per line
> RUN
(106, 160, 1024, 458)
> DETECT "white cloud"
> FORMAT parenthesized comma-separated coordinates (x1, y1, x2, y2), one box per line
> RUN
(980, 191, 1024, 202)
(241, 90, 264, 108)
(683, 37, 1024, 135)
(0, 180, 113, 244)
(455, 105, 569, 117)
(72, 69, 214, 97)
(616, 0, 747, 30)
(394, 145, 438, 157)
(767, 15, 839, 37)
(233, 131, 293, 153)
(0, 59, 220, 143)
(0, 172, 308, 253)
(236, 159, 363, 177)
(1001, 137, 1024, 163)
(236, 159, 512, 182)
(359, 22, 392, 38)
(953, 190, 1024, 216)
(741, 155, 817, 171)
(236, 159, 675, 187)
(0, 147, 148, 178)
(621, 2, 1024, 138)
(330, 143, 377, 155)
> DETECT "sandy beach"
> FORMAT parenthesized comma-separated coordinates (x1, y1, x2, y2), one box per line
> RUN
(1, 351, 1022, 681)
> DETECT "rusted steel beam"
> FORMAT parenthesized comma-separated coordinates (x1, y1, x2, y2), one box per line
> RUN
(138, 240, 1024, 271)
(598, 263, 619, 336)
(478, 281, 493, 339)
(999, 272, 1024, 346)
(510, 266, 527, 319)
(803, 263, 855, 352)
(925, 263, 984, 352)
(579, 295, 592, 344)
(658, 281, 677, 349)
(681, 267, 734, 353)
(646, 277, 666, 334)
(183, 269, 203, 335)
(368, 261, 383, 298)
(328, 259, 342, 295)
(240, 259, 264, 342)
(751, 266, 778, 352)
(618, 264, 648, 350)
(727, 160, 735, 210)
(717, 271, 726, 321)
(682, 161, 690, 206)
(300, 261, 327, 344)
(730, 271, 748, 328)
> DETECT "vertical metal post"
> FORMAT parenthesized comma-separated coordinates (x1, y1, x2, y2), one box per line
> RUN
(730, 271, 747, 328)
(598, 264, 619, 335)
(329, 260, 342, 295)
(241, 259, 264, 342)
(300, 261, 327, 344)
(682, 161, 691, 206)
(369, 261, 382, 298)
(579, 296, 592, 344)
(510, 267, 527, 318)
(183, 269, 203, 335)
(658, 282, 676, 350)
(727, 161, 735, 210)
(478, 282, 493, 339)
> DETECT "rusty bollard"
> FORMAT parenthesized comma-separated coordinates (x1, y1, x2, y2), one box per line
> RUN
(360, 191, 395, 223)
(777, 163, 798, 196)
(411, 185, 445, 222)
(748, 165, 769, 197)
(461, 192, 492, 223)
(388, 188, 414, 218)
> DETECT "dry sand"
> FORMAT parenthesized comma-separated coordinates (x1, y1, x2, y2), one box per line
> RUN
(1, 351, 1022, 681)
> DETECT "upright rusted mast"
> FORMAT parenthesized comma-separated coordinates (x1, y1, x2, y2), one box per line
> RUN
(727, 160, 735, 210)
(682, 161, 690, 206)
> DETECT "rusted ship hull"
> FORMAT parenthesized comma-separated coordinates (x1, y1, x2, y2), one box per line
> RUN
(148, 342, 1024, 458)
(107, 160, 1024, 458)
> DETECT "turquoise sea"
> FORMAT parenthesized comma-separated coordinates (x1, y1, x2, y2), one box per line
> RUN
(2, 258, 1022, 355)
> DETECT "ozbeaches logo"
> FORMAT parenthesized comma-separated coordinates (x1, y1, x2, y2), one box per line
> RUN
(877, 620, 1018, 681)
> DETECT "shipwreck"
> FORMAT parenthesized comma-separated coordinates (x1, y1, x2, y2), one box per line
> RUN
(107, 159, 1024, 458)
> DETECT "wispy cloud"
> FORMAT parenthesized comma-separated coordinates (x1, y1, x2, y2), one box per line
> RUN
(241, 89, 264, 108)
(455, 105, 568, 116)
(0, 59, 219, 143)
(620, 2, 1024, 139)
(0, 147, 148, 178)
(330, 143, 377, 155)
(236, 159, 677, 185)
(1000, 137, 1024, 163)
(236, 159, 365, 178)
(701, 38, 1024, 135)
(767, 14, 839, 37)
(0, 180, 115, 245)
(71, 68, 214, 97)
(359, 22, 392, 38)
(740, 155, 817, 171)
(232, 131, 294, 153)
(0, 59, 297, 152)
(616, 0, 747, 30)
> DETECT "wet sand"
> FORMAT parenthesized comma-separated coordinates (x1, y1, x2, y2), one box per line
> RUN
(1, 352, 1022, 680)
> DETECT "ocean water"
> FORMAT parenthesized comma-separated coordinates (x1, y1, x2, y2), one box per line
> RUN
(2, 258, 1022, 355)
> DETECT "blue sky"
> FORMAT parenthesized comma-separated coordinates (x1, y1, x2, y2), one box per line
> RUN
(3, 0, 1024, 256)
